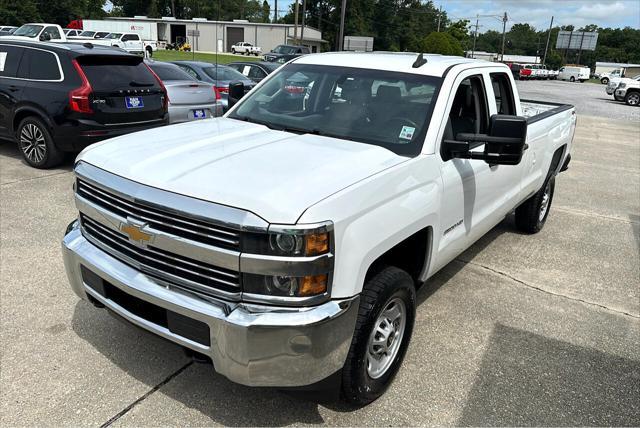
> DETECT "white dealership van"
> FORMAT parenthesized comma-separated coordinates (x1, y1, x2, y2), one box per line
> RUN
(558, 66, 590, 82)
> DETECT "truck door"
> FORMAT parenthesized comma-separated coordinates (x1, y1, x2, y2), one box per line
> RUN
(0, 45, 25, 138)
(435, 70, 523, 268)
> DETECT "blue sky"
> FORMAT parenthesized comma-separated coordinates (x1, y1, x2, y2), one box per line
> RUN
(269, 0, 640, 32)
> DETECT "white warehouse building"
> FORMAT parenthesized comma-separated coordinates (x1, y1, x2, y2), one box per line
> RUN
(81, 17, 326, 53)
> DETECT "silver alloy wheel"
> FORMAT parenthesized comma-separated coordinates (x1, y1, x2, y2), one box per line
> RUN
(539, 181, 551, 222)
(367, 297, 407, 379)
(627, 93, 640, 106)
(20, 123, 46, 164)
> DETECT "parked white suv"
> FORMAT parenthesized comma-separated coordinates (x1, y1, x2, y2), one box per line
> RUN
(63, 52, 575, 404)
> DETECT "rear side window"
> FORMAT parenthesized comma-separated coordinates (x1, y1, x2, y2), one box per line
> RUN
(77, 56, 156, 90)
(149, 64, 195, 81)
(18, 49, 61, 80)
(0, 45, 24, 77)
(43, 26, 61, 40)
(490, 73, 516, 115)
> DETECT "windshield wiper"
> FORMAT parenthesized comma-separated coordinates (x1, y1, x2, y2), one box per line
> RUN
(232, 115, 281, 130)
(130, 81, 154, 87)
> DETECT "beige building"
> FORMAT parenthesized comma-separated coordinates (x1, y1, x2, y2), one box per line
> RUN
(104, 16, 326, 53)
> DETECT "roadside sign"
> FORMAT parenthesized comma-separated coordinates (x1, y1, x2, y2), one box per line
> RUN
(556, 31, 598, 51)
(187, 30, 201, 37)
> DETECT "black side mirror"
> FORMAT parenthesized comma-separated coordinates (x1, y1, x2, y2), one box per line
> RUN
(444, 115, 528, 165)
(227, 82, 245, 109)
(40, 33, 51, 41)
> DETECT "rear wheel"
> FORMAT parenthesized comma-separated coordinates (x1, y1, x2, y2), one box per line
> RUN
(515, 176, 555, 234)
(17, 117, 63, 169)
(341, 266, 416, 405)
(625, 91, 640, 106)
(601, 77, 609, 84)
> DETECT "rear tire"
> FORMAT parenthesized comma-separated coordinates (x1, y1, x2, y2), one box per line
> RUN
(17, 117, 63, 169)
(601, 77, 609, 84)
(341, 266, 416, 405)
(515, 176, 555, 234)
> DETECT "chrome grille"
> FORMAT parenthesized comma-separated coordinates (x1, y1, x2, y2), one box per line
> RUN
(80, 214, 240, 297)
(77, 178, 240, 251)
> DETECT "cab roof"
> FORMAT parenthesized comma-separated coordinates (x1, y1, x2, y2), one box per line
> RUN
(293, 51, 498, 77)
(0, 39, 138, 57)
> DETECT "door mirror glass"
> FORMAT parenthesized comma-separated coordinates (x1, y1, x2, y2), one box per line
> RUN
(444, 115, 528, 165)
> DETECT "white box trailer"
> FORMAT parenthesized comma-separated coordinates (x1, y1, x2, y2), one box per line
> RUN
(82, 19, 158, 41)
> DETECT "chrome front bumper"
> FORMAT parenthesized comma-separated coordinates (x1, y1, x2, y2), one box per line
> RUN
(62, 223, 359, 387)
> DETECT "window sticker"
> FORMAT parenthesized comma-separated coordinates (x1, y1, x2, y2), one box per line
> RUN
(399, 125, 415, 140)
(0, 52, 7, 72)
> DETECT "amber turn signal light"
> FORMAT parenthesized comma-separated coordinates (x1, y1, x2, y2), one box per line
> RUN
(305, 232, 330, 256)
(298, 274, 328, 296)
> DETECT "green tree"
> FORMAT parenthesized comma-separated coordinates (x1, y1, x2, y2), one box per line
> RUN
(260, 1, 270, 23)
(420, 31, 463, 56)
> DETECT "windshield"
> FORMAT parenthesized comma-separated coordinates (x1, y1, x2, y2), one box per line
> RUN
(106, 33, 122, 39)
(204, 66, 247, 81)
(150, 63, 195, 81)
(13, 25, 43, 37)
(273, 45, 297, 54)
(229, 64, 442, 156)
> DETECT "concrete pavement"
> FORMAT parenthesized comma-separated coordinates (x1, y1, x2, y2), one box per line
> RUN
(1, 115, 638, 426)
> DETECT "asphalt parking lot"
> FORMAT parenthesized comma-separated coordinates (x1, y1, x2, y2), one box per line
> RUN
(1, 84, 639, 426)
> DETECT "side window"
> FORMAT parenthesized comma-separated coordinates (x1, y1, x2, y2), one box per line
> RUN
(248, 66, 266, 80)
(23, 49, 61, 80)
(121, 35, 130, 41)
(129, 34, 140, 41)
(445, 75, 489, 142)
(490, 73, 515, 115)
(0, 46, 24, 77)
(43, 26, 61, 40)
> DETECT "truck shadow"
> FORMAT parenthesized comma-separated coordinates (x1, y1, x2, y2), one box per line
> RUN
(70, 216, 515, 424)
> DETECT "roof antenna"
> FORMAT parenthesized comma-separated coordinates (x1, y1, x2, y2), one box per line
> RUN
(412, 52, 427, 68)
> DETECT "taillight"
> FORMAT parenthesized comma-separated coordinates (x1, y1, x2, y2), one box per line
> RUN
(213, 85, 221, 101)
(217, 87, 229, 94)
(69, 59, 93, 114)
(144, 63, 169, 109)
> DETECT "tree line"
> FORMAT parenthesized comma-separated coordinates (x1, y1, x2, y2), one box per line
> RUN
(2, 0, 639, 69)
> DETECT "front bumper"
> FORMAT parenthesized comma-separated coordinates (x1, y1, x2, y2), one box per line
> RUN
(62, 223, 359, 387)
(606, 86, 617, 95)
(615, 88, 627, 98)
(168, 102, 224, 124)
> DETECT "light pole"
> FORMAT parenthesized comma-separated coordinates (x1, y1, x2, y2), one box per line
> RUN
(542, 16, 554, 66)
(338, 0, 347, 51)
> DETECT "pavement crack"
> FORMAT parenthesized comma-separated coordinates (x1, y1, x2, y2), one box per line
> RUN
(1, 170, 73, 187)
(100, 361, 193, 427)
(456, 258, 640, 319)
(553, 206, 639, 225)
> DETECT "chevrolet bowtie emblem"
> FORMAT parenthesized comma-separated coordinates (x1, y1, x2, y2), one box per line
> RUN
(120, 220, 153, 247)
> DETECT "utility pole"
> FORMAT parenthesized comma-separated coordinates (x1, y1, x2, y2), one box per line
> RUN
(294, 0, 299, 44)
(437, 5, 442, 32)
(500, 12, 507, 62)
(338, 0, 347, 51)
(542, 15, 553, 66)
(274, 0, 278, 22)
(301, 0, 306, 46)
(471, 15, 479, 59)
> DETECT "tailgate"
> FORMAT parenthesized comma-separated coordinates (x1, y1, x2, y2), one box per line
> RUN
(77, 55, 165, 125)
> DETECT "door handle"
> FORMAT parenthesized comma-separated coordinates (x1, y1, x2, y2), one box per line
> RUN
(8, 85, 19, 92)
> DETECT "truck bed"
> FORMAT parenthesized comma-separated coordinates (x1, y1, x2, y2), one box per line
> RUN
(520, 99, 574, 123)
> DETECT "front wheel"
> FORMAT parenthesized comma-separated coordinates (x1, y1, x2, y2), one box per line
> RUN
(17, 117, 63, 169)
(625, 91, 640, 106)
(515, 176, 555, 234)
(341, 267, 416, 405)
(601, 77, 609, 85)
(569, 76, 575, 82)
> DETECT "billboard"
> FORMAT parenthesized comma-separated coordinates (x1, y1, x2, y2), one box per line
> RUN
(344, 36, 374, 52)
(556, 31, 598, 51)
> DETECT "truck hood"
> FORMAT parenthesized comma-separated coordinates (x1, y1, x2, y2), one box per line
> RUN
(77, 118, 407, 223)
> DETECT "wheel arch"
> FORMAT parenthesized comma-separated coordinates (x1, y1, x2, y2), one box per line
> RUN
(12, 106, 54, 135)
(364, 226, 433, 289)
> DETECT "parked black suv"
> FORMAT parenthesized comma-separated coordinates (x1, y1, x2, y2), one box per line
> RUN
(0, 40, 168, 168)
(262, 44, 311, 64)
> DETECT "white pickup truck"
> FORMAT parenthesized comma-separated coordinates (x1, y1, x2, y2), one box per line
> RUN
(81, 32, 147, 56)
(3, 23, 66, 42)
(62, 52, 575, 404)
(231, 41, 262, 56)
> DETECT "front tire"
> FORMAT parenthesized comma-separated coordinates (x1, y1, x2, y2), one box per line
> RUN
(515, 176, 555, 234)
(601, 77, 609, 85)
(341, 267, 416, 405)
(569, 76, 575, 82)
(17, 117, 63, 169)
(625, 91, 640, 106)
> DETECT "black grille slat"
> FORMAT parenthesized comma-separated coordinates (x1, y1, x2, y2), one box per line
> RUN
(77, 179, 240, 250)
(81, 214, 240, 295)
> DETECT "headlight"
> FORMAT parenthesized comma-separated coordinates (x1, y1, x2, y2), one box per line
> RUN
(240, 222, 333, 301)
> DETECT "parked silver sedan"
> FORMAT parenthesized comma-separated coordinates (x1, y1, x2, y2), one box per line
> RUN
(146, 61, 223, 123)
